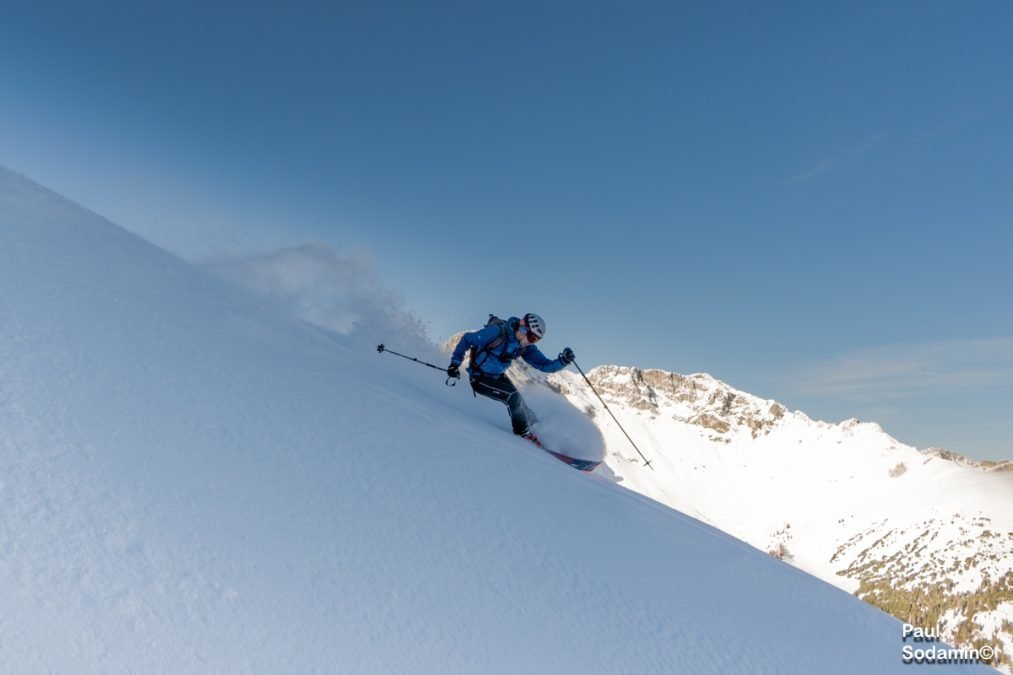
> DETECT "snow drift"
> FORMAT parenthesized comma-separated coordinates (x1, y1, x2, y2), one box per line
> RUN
(0, 166, 988, 673)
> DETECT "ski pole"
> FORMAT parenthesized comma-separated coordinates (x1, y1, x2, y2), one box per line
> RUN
(573, 360, 653, 470)
(377, 344, 458, 386)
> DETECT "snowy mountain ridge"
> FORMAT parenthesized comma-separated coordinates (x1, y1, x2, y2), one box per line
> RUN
(583, 364, 1012, 472)
(566, 365, 794, 439)
(533, 364, 1013, 671)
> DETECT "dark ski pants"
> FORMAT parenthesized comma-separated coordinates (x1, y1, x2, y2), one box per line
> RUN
(469, 372, 536, 436)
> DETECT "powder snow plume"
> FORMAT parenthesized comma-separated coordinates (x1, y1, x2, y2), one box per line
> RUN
(519, 377, 606, 463)
(207, 244, 436, 358)
(210, 244, 605, 464)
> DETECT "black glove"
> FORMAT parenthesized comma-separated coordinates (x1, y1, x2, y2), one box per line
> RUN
(559, 347, 575, 365)
(447, 363, 461, 379)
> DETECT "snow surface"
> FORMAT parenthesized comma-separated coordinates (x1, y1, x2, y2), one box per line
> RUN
(0, 165, 990, 672)
(550, 365, 1013, 670)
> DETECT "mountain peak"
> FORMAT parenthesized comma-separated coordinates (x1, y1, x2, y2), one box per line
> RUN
(575, 364, 789, 440)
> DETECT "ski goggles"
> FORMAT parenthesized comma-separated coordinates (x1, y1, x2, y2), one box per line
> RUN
(521, 326, 541, 343)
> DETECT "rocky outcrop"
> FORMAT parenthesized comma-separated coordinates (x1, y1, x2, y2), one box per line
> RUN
(925, 448, 1013, 473)
(580, 365, 788, 439)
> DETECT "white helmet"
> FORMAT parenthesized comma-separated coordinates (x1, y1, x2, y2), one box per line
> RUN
(521, 312, 546, 340)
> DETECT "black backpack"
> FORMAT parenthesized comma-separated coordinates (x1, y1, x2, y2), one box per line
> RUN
(469, 314, 518, 372)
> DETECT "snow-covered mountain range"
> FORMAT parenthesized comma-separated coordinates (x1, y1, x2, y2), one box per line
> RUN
(537, 364, 1013, 671)
(0, 164, 1000, 672)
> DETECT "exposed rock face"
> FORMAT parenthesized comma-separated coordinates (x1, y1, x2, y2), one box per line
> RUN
(576, 365, 788, 439)
(925, 448, 1013, 472)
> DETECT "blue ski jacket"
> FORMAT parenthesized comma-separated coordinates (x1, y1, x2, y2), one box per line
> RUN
(451, 317, 567, 377)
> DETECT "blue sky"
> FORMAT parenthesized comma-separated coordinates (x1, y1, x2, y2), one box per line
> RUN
(2, 1, 1011, 460)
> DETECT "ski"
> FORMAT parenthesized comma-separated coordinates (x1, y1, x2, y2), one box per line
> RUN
(542, 448, 602, 472)
(520, 433, 601, 472)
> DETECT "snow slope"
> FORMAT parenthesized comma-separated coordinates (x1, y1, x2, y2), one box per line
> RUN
(0, 165, 990, 672)
(548, 365, 1013, 670)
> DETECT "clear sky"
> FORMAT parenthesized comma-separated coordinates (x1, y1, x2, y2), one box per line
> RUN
(2, 1, 1011, 460)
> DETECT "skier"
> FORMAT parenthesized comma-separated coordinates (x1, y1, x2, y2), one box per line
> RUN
(447, 313, 575, 445)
